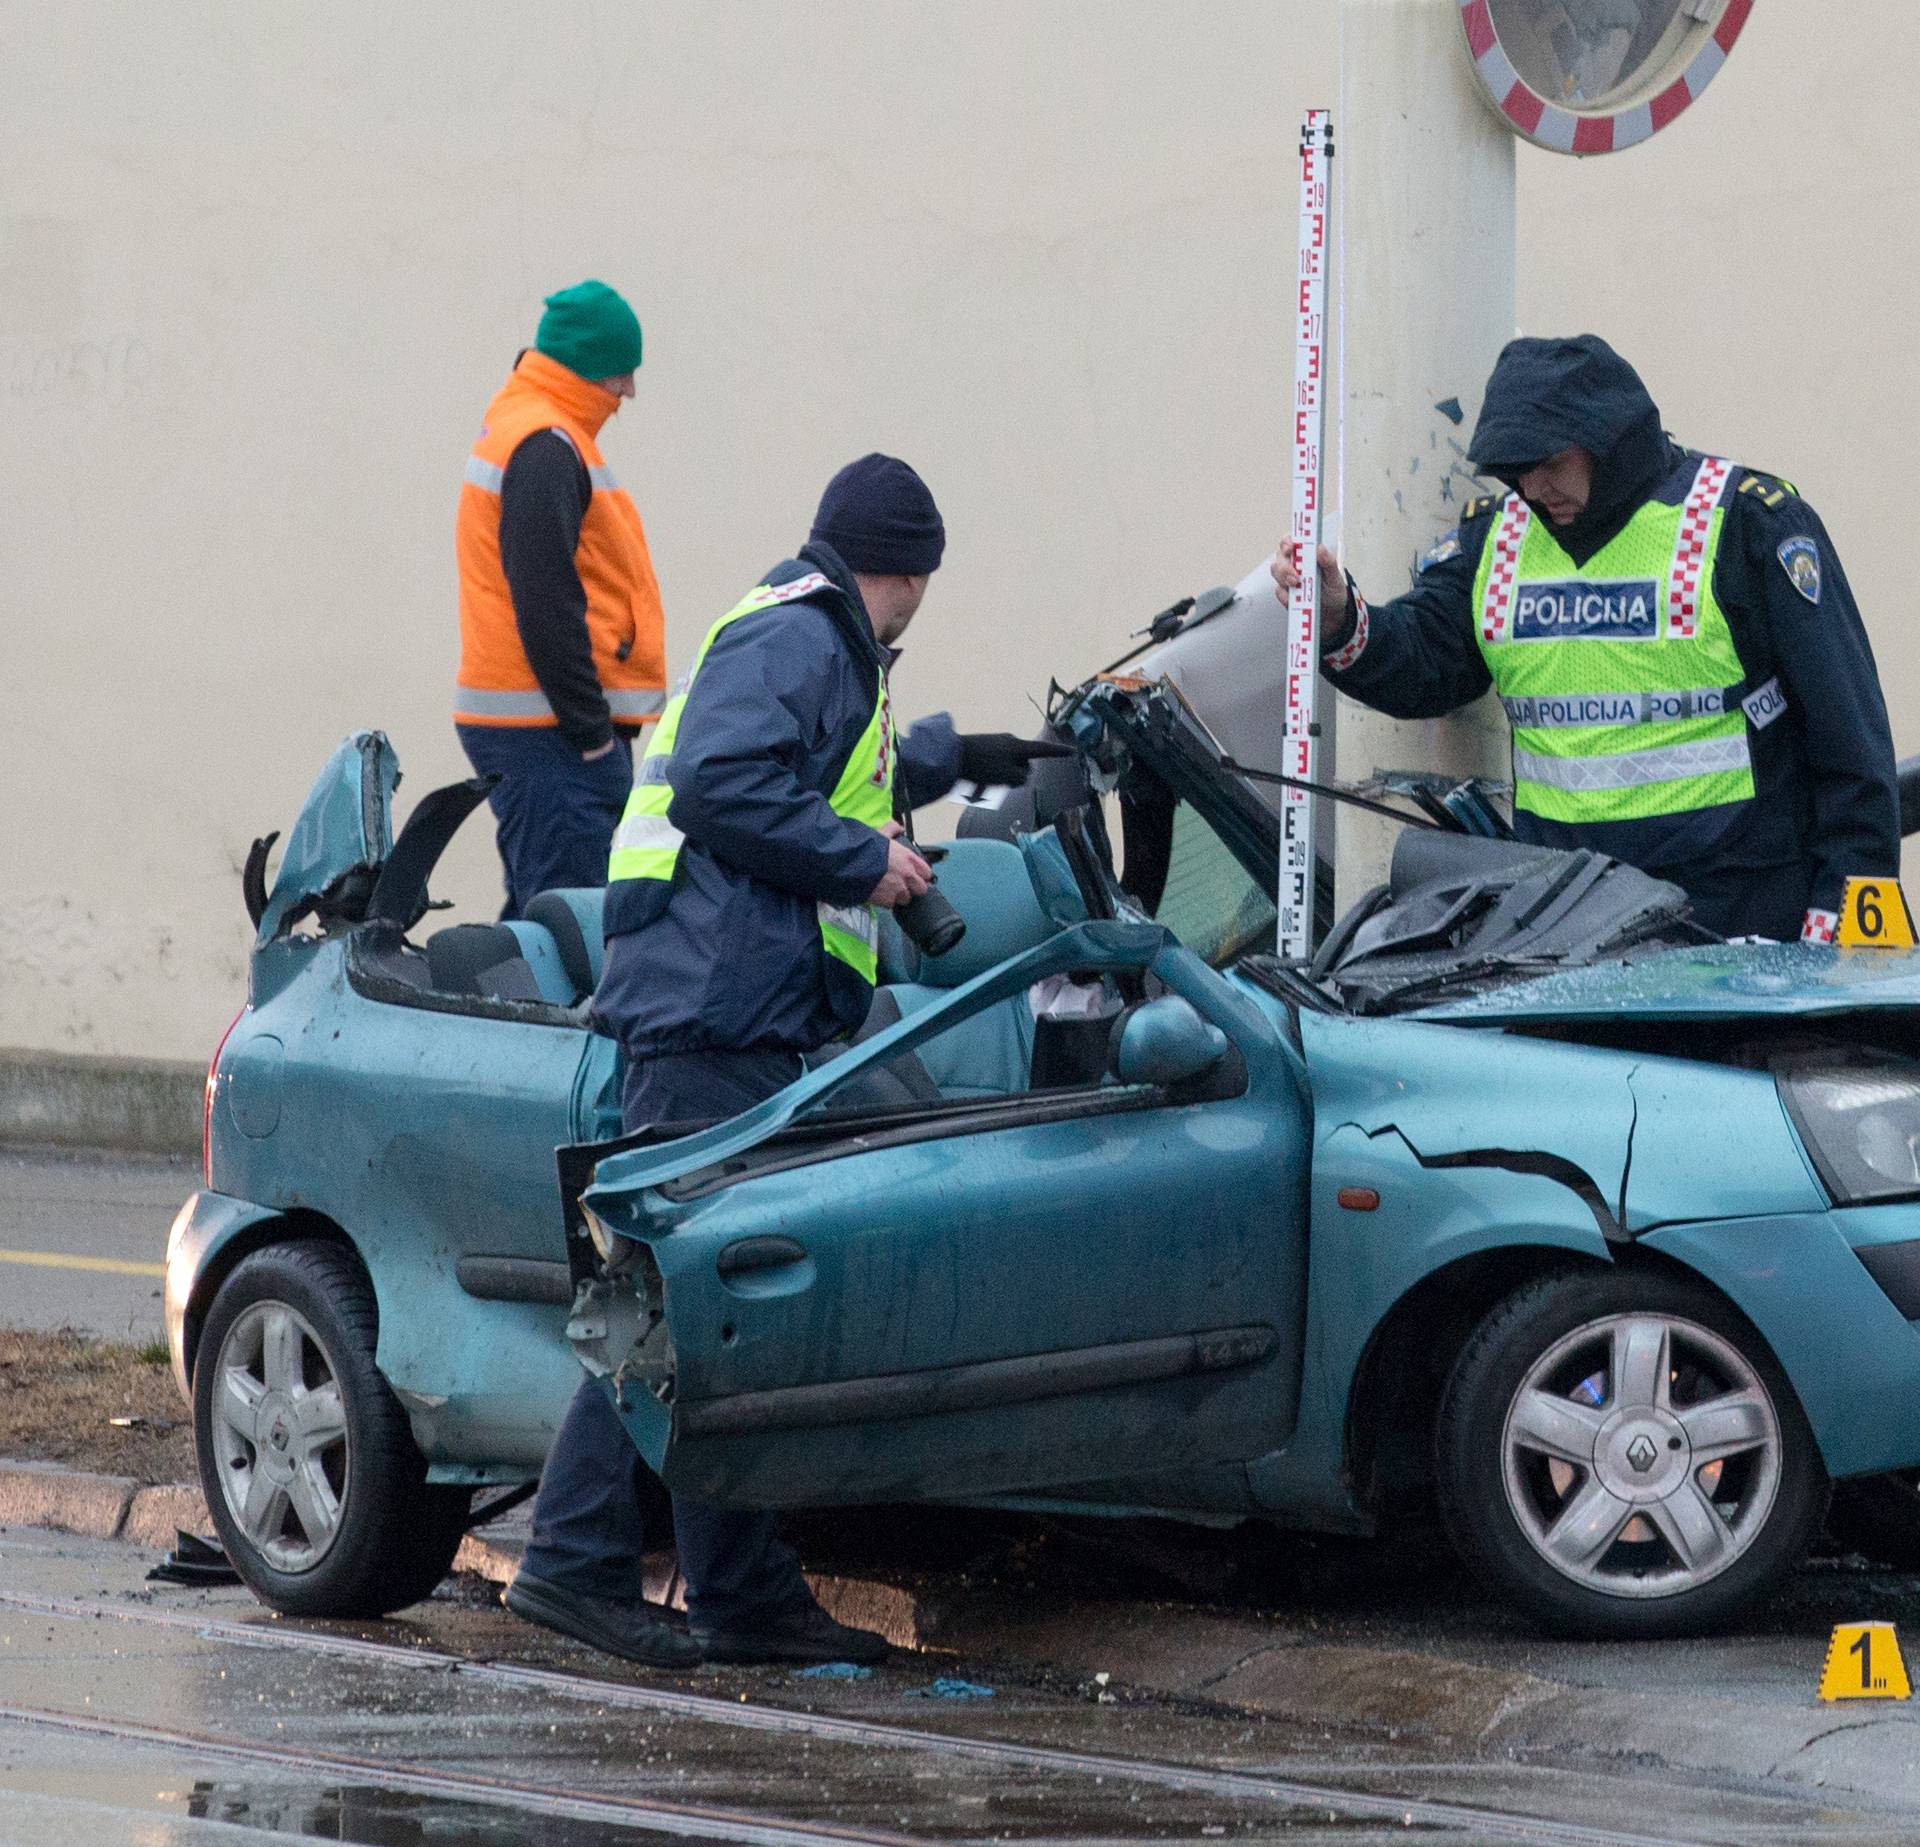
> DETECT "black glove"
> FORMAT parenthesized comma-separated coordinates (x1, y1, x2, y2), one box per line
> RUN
(955, 732, 1077, 789)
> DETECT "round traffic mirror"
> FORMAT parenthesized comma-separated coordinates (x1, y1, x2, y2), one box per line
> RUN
(1459, 0, 1752, 154)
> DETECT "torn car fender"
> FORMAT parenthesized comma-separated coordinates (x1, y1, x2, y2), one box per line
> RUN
(1622, 1055, 1825, 1232)
(1297, 1012, 1638, 1229)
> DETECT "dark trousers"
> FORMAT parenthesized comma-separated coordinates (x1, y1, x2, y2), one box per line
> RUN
(456, 724, 632, 921)
(519, 1048, 815, 1631)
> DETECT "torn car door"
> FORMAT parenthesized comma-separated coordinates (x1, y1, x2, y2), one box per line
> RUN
(575, 923, 1312, 1509)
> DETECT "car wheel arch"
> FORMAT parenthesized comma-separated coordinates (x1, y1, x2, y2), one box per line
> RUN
(183, 1209, 365, 1387)
(1345, 1246, 1610, 1521)
(1344, 1243, 1815, 1524)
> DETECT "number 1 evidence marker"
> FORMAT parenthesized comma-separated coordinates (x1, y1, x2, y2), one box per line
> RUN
(1281, 109, 1334, 961)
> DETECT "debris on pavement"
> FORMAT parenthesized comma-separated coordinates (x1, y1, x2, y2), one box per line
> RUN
(146, 1530, 239, 1587)
(908, 1677, 997, 1700)
(792, 1662, 874, 1681)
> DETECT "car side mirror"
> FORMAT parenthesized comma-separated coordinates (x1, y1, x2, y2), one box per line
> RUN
(1108, 996, 1228, 1088)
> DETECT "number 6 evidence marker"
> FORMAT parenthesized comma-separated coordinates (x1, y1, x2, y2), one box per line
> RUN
(1835, 876, 1919, 950)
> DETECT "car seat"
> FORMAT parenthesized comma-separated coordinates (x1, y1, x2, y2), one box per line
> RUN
(422, 920, 577, 1006)
(881, 837, 1055, 1096)
(524, 889, 607, 1000)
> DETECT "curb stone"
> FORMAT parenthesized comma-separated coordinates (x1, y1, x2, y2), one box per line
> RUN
(0, 1463, 933, 1650)
(7, 1457, 1920, 1808)
(0, 1049, 201, 1158)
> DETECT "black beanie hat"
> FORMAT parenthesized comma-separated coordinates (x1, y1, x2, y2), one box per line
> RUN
(809, 454, 945, 576)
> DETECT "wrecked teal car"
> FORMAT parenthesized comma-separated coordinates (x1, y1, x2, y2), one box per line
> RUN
(172, 642, 1920, 1639)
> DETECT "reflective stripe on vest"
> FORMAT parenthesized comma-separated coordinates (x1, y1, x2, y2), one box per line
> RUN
(1512, 733, 1753, 795)
(608, 575, 895, 986)
(1472, 454, 1757, 826)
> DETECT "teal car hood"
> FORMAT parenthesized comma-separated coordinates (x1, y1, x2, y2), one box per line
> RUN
(1413, 943, 1920, 1026)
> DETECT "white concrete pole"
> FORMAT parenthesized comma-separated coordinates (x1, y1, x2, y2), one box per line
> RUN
(1331, 0, 1517, 906)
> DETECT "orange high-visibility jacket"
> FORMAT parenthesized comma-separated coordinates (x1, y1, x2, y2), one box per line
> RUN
(454, 350, 666, 729)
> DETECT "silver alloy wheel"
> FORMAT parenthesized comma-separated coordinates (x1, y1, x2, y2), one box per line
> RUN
(1500, 1311, 1781, 1600)
(208, 1300, 350, 1572)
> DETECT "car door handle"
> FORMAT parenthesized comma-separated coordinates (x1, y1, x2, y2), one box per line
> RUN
(716, 1236, 809, 1278)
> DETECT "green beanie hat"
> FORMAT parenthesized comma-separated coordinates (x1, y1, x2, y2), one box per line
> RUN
(534, 279, 643, 381)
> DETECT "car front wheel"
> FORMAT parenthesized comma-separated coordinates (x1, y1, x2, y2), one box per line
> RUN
(193, 1240, 470, 1617)
(1436, 1269, 1827, 1638)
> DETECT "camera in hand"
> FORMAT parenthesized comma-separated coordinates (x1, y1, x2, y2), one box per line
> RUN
(894, 878, 966, 958)
(888, 837, 966, 959)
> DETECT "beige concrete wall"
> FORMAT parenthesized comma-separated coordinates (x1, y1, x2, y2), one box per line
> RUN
(0, 1, 1905, 1063)
(0, 1, 1333, 1062)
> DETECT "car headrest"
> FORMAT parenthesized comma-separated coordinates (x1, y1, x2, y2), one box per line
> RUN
(425, 923, 524, 996)
(525, 889, 605, 995)
(501, 920, 582, 1006)
(902, 837, 1056, 988)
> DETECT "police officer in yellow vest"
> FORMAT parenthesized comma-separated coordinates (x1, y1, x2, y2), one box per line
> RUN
(1273, 335, 1898, 942)
(506, 455, 1063, 1668)
(455, 281, 667, 918)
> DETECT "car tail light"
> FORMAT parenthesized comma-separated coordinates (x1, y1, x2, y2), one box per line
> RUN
(204, 1008, 246, 1187)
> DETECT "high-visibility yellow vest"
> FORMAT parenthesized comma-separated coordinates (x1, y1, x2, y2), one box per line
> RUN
(607, 573, 896, 984)
(1472, 455, 1785, 826)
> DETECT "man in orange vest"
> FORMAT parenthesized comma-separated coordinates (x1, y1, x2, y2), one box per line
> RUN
(454, 280, 667, 917)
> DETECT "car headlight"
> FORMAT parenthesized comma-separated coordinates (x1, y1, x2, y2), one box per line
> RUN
(1777, 1052, 1920, 1205)
(580, 1203, 638, 1271)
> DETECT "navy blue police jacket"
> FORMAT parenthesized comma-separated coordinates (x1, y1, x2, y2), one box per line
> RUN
(595, 540, 961, 1059)
(1321, 337, 1897, 940)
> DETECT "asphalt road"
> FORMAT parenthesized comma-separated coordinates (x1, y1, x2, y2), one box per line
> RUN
(0, 1148, 188, 1341)
(4, 1528, 1919, 1845)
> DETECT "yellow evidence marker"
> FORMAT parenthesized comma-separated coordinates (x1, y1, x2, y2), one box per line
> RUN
(1818, 1621, 1912, 1701)
(1836, 877, 1919, 949)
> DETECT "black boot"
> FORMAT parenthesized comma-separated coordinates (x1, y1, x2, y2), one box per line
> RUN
(692, 1599, 889, 1666)
(505, 1570, 702, 1669)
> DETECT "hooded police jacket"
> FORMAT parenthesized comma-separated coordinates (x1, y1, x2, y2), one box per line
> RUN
(1321, 335, 1897, 942)
(593, 541, 961, 1059)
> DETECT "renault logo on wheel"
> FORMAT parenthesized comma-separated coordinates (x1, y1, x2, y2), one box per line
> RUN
(1625, 1434, 1659, 1474)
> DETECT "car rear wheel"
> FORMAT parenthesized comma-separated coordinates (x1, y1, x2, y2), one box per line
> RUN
(1435, 1269, 1827, 1638)
(193, 1240, 471, 1617)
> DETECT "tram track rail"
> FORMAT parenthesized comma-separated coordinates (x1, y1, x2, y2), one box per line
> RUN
(0, 1589, 1707, 1845)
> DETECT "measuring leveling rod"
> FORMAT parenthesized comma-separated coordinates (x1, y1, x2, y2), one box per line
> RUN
(1280, 107, 1334, 960)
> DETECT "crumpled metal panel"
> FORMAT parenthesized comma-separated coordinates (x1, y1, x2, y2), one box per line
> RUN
(255, 731, 398, 944)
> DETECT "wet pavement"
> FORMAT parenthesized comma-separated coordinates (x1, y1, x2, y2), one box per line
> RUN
(3, 1531, 1920, 1843)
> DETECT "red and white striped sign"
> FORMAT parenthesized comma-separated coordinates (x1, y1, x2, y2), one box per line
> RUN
(1280, 109, 1334, 960)
(1458, 0, 1752, 156)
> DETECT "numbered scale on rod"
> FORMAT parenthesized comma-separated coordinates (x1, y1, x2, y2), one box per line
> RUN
(1280, 108, 1334, 961)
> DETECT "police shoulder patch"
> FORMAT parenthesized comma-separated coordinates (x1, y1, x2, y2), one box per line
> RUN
(1417, 529, 1463, 573)
(1461, 494, 1499, 522)
(1778, 535, 1822, 605)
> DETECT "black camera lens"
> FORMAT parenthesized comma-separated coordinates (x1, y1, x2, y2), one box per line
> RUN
(895, 880, 966, 958)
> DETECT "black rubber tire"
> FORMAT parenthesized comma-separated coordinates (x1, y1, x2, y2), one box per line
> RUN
(1827, 1472, 1920, 1570)
(1434, 1267, 1828, 1639)
(192, 1240, 471, 1618)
